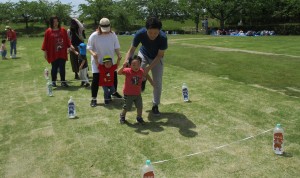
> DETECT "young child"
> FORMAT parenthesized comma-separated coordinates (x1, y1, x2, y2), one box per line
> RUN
(117, 55, 154, 124)
(98, 55, 121, 104)
(1, 40, 7, 60)
(78, 42, 90, 87)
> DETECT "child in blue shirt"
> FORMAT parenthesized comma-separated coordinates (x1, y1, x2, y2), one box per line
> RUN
(78, 42, 90, 87)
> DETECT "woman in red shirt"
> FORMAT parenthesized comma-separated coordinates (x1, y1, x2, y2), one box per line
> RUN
(42, 16, 77, 87)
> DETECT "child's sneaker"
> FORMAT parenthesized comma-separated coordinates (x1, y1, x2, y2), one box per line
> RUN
(136, 117, 145, 124)
(120, 114, 126, 124)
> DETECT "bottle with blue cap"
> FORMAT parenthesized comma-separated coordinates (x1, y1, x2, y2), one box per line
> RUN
(182, 83, 189, 102)
(273, 123, 284, 155)
(141, 160, 154, 178)
(68, 96, 76, 119)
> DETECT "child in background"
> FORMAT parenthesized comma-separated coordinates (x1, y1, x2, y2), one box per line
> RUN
(1, 40, 7, 60)
(117, 55, 154, 124)
(98, 55, 121, 104)
(78, 42, 90, 87)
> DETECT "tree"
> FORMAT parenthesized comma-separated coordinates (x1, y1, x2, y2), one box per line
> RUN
(36, 0, 55, 27)
(203, 0, 244, 29)
(52, 1, 72, 25)
(15, 0, 40, 29)
(78, 0, 114, 25)
(0, 2, 15, 23)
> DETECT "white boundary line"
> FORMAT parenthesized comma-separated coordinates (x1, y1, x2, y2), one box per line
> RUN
(152, 128, 273, 164)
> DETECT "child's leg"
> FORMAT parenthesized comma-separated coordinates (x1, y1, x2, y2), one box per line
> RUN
(102, 86, 110, 101)
(109, 86, 115, 98)
(134, 95, 143, 117)
(82, 67, 89, 83)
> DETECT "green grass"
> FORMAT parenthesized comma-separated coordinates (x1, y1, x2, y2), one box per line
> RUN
(0, 35, 300, 177)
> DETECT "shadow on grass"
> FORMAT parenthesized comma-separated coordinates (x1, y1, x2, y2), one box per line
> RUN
(125, 111, 198, 138)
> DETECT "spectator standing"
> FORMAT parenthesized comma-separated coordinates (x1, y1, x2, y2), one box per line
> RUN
(203, 19, 208, 35)
(1, 39, 7, 59)
(78, 42, 90, 87)
(87, 17, 122, 107)
(42, 16, 78, 87)
(67, 18, 85, 80)
(5, 26, 17, 58)
(124, 17, 168, 116)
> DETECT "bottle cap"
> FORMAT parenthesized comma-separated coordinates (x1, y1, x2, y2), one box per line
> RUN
(276, 123, 281, 127)
(146, 160, 151, 165)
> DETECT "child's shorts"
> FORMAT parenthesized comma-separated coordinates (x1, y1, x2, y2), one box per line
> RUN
(122, 94, 143, 111)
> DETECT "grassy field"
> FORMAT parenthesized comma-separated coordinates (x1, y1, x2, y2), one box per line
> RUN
(0, 35, 300, 177)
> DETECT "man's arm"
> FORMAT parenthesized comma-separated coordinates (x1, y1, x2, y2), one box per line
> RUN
(144, 49, 165, 75)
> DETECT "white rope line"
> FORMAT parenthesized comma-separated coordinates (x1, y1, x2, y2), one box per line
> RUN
(152, 128, 273, 164)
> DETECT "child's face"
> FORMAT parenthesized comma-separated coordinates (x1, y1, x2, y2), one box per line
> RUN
(130, 59, 141, 71)
(104, 61, 112, 68)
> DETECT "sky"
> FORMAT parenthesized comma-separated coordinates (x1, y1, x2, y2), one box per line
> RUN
(0, 0, 85, 11)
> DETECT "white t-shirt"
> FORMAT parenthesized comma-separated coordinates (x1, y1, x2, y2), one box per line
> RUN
(87, 31, 120, 73)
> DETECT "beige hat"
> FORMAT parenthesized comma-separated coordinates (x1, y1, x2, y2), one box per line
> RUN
(99, 18, 110, 32)
(5, 26, 11, 30)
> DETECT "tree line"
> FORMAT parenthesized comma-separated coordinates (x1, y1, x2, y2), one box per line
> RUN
(1, 0, 300, 33)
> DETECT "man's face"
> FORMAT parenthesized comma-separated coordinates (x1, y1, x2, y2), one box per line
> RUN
(147, 28, 160, 40)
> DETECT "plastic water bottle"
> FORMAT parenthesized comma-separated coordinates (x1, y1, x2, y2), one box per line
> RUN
(141, 160, 154, 178)
(182, 83, 189, 102)
(68, 96, 76, 119)
(44, 67, 49, 80)
(46, 79, 53, 96)
(273, 123, 284, 155)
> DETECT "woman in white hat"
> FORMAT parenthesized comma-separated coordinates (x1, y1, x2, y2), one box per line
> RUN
(87, 17, 122, 107)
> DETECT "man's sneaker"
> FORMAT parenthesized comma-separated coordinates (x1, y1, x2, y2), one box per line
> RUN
(120, 114, 126, 124)
(61, 82, 69, 87)
(80, 81, 85, 86)
(52, 81, 57, 87)
(141, 80, 147, 92)
(84, 83, 90, 87)
(136, 117, 145, 124)
(152, 105, 161, 116)
(112, 92, 122, 98)
(90, 99, 97, 107)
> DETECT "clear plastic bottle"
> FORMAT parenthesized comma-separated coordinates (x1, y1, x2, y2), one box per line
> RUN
(141, 160, 154, 178)
(68, 96, 76, 119)
(44, 67, 49, 80)
(46, 79, 53, 97)
(273, 123, 284, 155)
(182, 83, 189, 102)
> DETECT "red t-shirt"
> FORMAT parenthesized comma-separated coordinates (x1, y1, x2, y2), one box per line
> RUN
(6, 30, 17, 41)
(122, 68, 144, 95)
(98, 64, 117, 86)
(41, 28, 71, 63)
